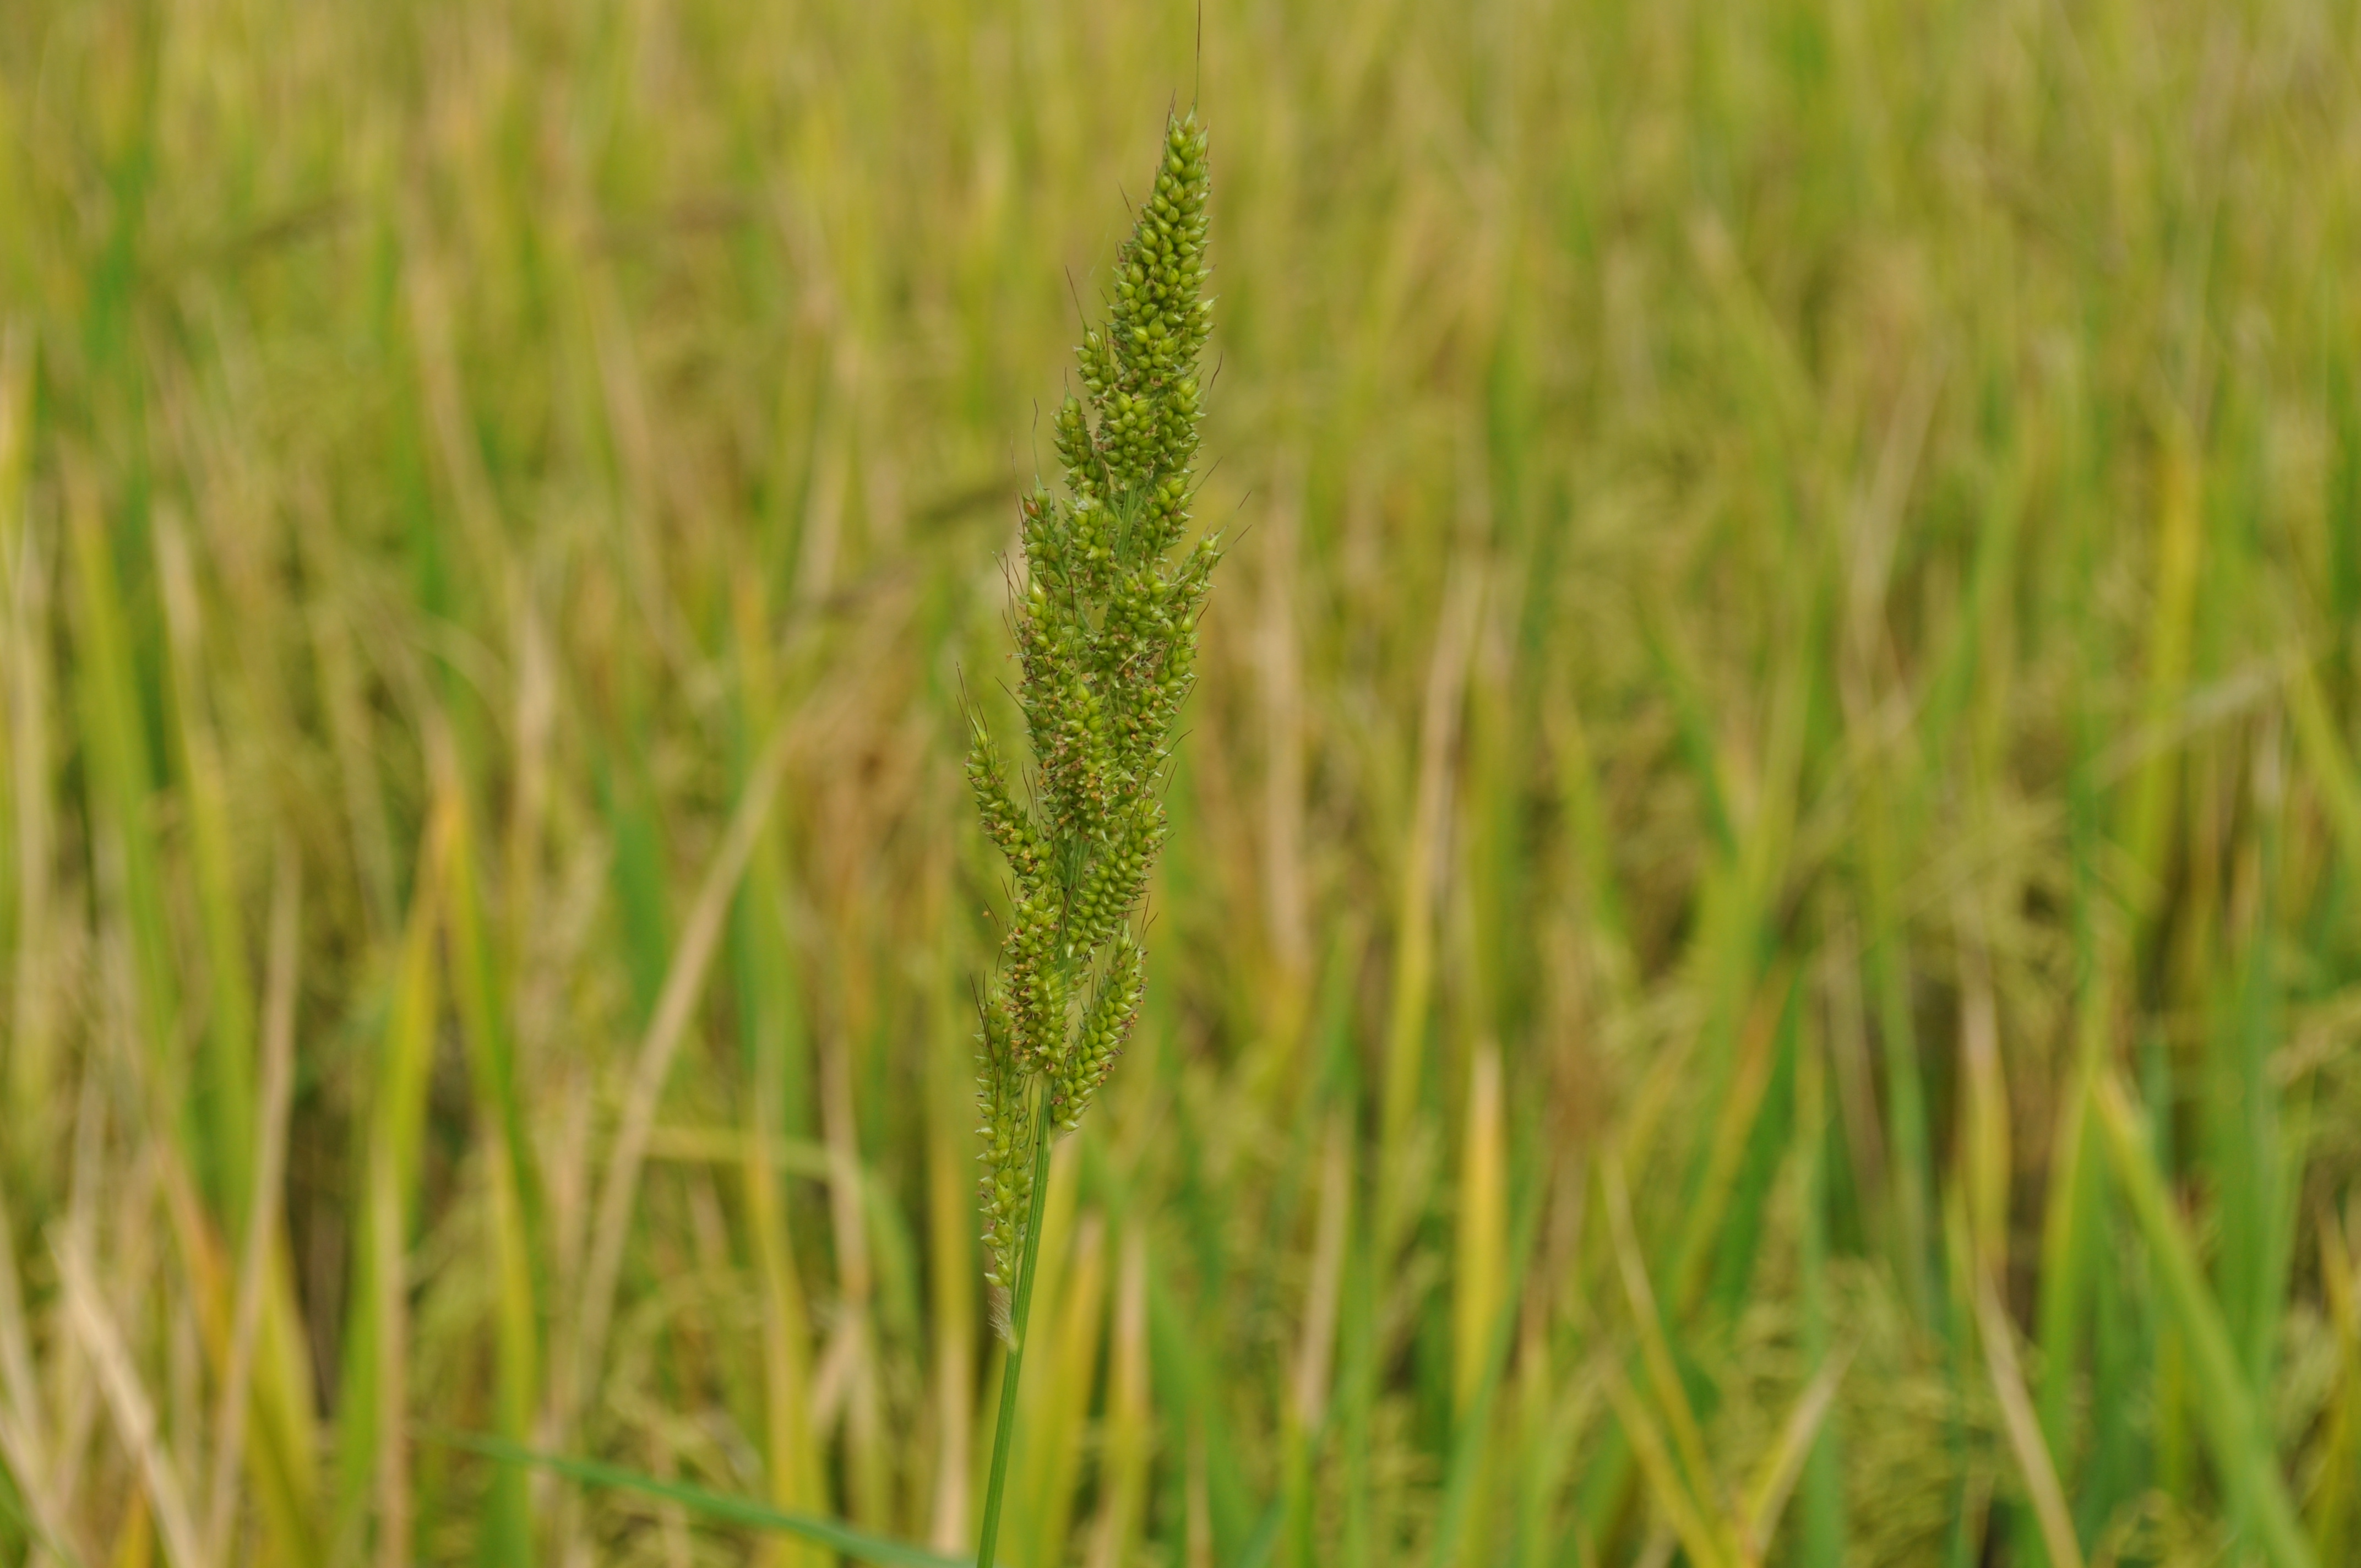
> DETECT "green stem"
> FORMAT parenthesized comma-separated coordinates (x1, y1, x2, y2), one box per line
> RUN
(976, 1089, 1057, 1568)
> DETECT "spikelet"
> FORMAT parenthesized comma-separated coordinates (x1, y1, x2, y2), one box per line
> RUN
(967, 111, 1218, 1322)
(1055, 934, 1144, 1130)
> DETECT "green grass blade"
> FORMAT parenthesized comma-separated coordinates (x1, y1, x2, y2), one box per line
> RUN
(729, 580, 830, 1566)
(1281, 1114, 1350, 1568)
(1014, 1208, 1107, 1568)
(1604, 1161, 1718, 1532)
(1428, 1134, 1544, 1568)
(152, 510, 257, 1223)
(421, 1430, 969, 1568)
(440, 775, 537, 1566)
(1144, 1233, 1259, 1558)
(2094, 1074, 2318, 1568)
(333, 807, 448, 1566)
(1793, 1033, 1844, 1568)
(2287, 656, 2361, 883)
(63, 465, 181, 1134)
(2032, 1075, 2098, 1558)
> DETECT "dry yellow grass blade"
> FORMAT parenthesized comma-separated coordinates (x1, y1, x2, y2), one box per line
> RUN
(560, 717, 797, 1448)
(53, 1236, 205, 1568)
(1294, 1113, 1352, 1435)
(1604, 1370, 1732, 1568)
(1378, 560, 1484, 1249)
(923, 928, 978, 1560)
(1084, 1227, 1152, 1568)
(0, 323, 60, 1554)
(819, 1013, 891, 1532)
(1453, 1043, 1506, 1422)
(1733, 1347, 1853, 1565)
(0, 324, 57, 1155)
(1021, 1213, 1108, 1565)
(1603, 1158, 1717, 1507)
(0, 1194, 73, 1565)
(1978, 1277, 2086, 1568)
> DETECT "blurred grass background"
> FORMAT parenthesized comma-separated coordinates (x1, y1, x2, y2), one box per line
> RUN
(3, 0, 2361, 1564)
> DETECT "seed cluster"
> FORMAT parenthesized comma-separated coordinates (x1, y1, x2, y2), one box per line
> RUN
(969, 112, 1219, 1305)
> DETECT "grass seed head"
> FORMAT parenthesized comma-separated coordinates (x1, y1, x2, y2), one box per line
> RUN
(967, 110, 1218, 1316)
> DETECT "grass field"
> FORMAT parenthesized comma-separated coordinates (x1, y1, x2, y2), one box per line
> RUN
(4, 1, 2361, 1564)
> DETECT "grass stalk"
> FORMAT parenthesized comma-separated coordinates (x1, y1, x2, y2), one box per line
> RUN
(974, 1091, 1056, 1568)
(967, 105, 1217, 1568)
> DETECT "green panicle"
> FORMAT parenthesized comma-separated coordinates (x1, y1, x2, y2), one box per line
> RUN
(966, 109, 1220, 1313)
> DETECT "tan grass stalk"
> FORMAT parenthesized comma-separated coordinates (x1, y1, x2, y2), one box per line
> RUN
(54, 1235, 205, 1568)
(561, 717, 796, 1452)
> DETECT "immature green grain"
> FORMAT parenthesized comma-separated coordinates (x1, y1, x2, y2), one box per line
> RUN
(967, 105, 1218, 1568)
(968, 108, 1219, 1305)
